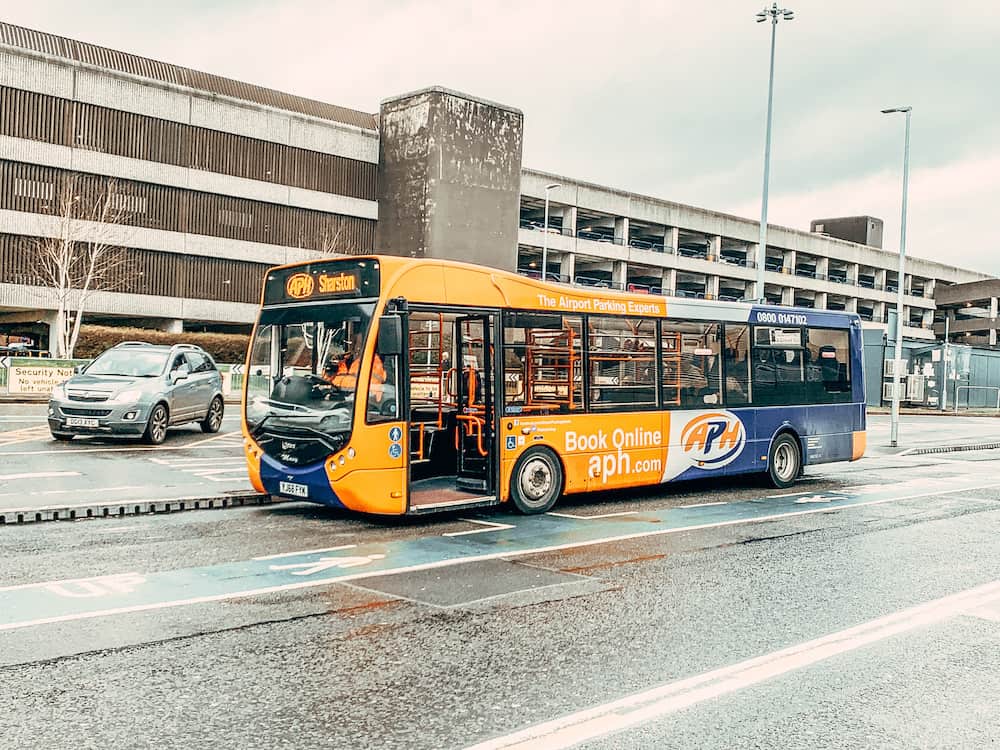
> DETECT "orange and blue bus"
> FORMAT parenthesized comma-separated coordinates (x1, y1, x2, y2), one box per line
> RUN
(242, 256, 865, 515)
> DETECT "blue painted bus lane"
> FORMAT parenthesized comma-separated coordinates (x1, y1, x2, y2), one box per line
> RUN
(3, 476, 998, 633)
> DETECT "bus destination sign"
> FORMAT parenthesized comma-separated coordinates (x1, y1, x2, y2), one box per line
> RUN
(264, 260, 379, 305)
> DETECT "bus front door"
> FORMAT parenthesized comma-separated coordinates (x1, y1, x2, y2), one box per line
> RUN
(455, 315, 496, 494)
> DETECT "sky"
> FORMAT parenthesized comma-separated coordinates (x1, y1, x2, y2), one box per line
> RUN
(6, 0, 1000, 275)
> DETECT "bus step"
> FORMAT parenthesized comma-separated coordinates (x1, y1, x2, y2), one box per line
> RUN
(456, 477, 488, 491)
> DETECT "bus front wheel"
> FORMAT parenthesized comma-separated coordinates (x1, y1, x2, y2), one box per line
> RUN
(767, 433, 801, 488)
(510, 447, 563, 514)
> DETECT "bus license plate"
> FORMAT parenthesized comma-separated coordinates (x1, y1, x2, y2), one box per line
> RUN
(279, 481, 309, 498)
(65, 417, 99, 428)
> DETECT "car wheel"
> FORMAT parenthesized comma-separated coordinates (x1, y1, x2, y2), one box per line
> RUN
(510, 447, 563, 514)
(51, 433, 74, 442)
(767, 433, 801, 488)
(144, 404, 169, 445)
(200, 396, 224, 434)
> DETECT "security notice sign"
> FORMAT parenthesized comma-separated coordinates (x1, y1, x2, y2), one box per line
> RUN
(7, 361, 74, 394)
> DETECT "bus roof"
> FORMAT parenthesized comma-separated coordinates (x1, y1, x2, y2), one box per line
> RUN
(265, 255, 860, 328)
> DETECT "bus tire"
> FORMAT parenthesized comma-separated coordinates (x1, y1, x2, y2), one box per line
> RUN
(767, 433, 801, 488)
(510, 447, 562, 514)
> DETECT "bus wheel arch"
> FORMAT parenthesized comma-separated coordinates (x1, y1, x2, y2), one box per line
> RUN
(767, 428, 802, 488)
(509, 446, 564, 515)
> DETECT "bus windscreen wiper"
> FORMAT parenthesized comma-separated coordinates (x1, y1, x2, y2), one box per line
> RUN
(249, 412, 316, 436)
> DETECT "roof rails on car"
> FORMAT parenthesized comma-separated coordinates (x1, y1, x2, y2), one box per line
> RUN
(114, 341, 154, 347)
(173, 344, 202, 351)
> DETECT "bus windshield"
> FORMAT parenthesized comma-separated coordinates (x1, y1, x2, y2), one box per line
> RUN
(245, 303, 375, 450)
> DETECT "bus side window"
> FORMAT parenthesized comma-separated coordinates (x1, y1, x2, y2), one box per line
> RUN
(662, 321, 722, 408)
(807, 328, 851, 400)
(367, 340, 399, 423)
(723, 324, 750, 406)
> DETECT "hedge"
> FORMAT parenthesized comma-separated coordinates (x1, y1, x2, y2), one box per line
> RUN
(73, 325, 250, 363)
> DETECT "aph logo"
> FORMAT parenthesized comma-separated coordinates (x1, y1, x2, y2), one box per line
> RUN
(681, 411, 746, 468)
(285, 272, 315, 299)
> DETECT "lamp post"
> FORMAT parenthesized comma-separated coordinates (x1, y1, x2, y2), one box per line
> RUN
(753, 3, 794, 302)
(541, 183, 560, 281)
(882, 106, 912, 447)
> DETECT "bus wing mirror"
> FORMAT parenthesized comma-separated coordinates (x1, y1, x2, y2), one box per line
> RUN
(377, 316, 403, 355)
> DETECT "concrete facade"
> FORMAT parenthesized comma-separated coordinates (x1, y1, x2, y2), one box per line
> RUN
(810, 216, 884, 249)
(516, 169, 992, 342)
(935, 279, 1000, 347)
(376, 87, 523, 270)
(0, 24, 379, 351)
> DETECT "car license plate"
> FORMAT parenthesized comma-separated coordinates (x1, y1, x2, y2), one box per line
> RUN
(279, 481, 309, 498)
(65, 417, 99, 428)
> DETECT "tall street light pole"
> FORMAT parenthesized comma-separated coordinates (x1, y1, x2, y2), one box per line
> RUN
(882, 106, 912, 448)
(753, 3, 794, 302)
(541, 183, 560, 281)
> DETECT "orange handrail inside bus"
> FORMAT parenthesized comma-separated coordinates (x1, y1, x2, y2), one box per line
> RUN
(455, 414, 488, 457)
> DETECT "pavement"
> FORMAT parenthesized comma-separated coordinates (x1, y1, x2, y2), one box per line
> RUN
(0, 403, 264, 522)
(3, 403, 1000, 522)
(2, 442, 999, 748)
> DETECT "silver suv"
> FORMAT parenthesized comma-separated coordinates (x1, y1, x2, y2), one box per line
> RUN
(48, 342, 225, 444)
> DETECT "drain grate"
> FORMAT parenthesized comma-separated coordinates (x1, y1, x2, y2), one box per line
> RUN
(907, 442, 1000, 456)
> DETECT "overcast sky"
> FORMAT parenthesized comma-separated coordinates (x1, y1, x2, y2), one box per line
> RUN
(6, 1, 1000, 275)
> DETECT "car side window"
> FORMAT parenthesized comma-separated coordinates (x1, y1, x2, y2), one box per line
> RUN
(170, 354, 188, 372)
(186, 352, 209, 373)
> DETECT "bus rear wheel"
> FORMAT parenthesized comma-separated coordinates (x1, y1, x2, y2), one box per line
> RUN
(510, 447, 562, 514)
(767, 433, 801, 488)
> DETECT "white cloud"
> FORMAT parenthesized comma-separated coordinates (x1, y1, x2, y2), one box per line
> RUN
(730, 149, 1000, 276)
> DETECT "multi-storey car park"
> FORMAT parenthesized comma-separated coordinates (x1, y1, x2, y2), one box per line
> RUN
(0, 20, 995, 353)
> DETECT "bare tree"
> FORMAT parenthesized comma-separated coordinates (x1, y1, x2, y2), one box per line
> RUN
(30, 174, 137, 358)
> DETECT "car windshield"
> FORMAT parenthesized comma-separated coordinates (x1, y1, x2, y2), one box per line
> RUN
(245, 303, 375, 446)
(86, 349, 169, 377)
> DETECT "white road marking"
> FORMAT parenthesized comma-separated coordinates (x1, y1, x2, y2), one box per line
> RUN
(0, 426, 52, 447)
(443, 518, 516, 537)
(6, 482, 1000, 632)
(0, 431, 245, 456)
(681, 501, 729, 508)
(148, 455, 248, 483)
(181, 467, 246, 476)
(547, 511, 639, 520)
(896, 453, 996, 465)
(150, 457, 239, 466)
(37, 484, 143, 496)
(252, 544, 356, 561)
(269, 553, 386, 576)
(465, 580, 1000, 750)
(0, 471, 81, 481)
(793, 494, 849, 504)
(0, 485, 144, 499)
(0, 571, 146, 594)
